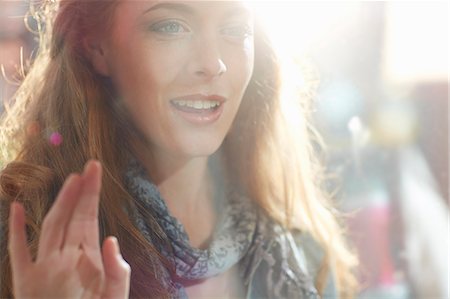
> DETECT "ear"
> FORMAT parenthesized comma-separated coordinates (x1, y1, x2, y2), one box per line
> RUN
(83, 37, 111, 76)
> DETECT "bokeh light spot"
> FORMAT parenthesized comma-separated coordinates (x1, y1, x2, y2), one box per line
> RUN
(49, 132, 63, 146)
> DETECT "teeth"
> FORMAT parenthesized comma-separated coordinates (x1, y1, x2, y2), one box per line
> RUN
(194, 101, 202, 109)
(172, 100, 220, 109)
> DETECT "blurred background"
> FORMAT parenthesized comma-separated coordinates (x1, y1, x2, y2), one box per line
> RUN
(1, 1, 448, 298)
(256, 2, 448, 298)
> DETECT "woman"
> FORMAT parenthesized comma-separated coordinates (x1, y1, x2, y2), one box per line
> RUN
(0, 0, 358, 298)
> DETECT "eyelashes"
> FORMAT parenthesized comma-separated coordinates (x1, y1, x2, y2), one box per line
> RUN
(150, 20, 189, 35)
(149, 19, 254, 40)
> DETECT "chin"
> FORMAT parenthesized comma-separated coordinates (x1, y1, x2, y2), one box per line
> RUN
(179, 141, 223, 159)
(173, 133, 225, 159)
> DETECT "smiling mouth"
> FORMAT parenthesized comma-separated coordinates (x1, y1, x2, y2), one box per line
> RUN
(170, 99, 222, 112)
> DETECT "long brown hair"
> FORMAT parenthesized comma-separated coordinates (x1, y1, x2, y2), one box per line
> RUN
(0, 1, 358, 298)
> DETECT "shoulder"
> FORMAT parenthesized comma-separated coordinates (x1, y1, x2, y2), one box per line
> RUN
(241, 211, 321, 299)
(228, 190, 339, 298)
(291, 229, 338, 299)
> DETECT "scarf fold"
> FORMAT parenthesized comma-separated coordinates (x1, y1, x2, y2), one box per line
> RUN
(124, 159, 319, 298)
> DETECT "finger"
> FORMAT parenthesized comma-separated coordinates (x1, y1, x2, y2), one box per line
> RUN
(63, 160, 102, 250)
(8, 202, 32, 277)
(101, 237, 131, 299)
(38, 174, 83, 259)
(76, 250, 104, 298)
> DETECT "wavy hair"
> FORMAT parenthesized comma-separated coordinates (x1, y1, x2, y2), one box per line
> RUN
(0, 1, 358, 298)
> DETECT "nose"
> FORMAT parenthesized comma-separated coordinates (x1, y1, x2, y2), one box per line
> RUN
(195, 58, 227, 79)
(189, 34, 227, 80)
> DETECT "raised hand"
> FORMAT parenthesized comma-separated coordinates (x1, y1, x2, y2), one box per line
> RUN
(8, 160, 131, 299)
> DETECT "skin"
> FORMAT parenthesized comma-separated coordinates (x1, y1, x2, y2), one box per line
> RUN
(97, 1, 254, 162)
(9, 1, 254, 297)
(95, 2, 254, 296)
(9, 161, 130, 298)
(89, 0, 254, 247)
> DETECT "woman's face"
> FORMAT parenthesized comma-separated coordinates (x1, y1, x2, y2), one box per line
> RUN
(95, 1, 254, 159)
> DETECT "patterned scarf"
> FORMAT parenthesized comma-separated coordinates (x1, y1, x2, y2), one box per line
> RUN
(124, 159, 320, 298)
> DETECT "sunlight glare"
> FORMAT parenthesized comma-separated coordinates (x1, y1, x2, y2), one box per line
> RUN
(251, 1, 362, 57)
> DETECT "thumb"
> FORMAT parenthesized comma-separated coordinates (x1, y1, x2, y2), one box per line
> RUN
(101, 236, 131, 299)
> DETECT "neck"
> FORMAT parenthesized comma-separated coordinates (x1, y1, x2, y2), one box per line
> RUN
(138, 146, 213, 212)
(157, 157, 212, 212)
(140, 147, 219, 248)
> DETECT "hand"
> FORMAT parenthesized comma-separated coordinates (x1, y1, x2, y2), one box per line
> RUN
(8, 160, 131, 299)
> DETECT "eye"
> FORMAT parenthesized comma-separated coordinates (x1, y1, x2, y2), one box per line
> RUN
(221, 24, 254, 39)
(150, 20, 189, 35)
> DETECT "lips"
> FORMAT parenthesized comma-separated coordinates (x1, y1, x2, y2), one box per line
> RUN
(169, 94, 226, 125)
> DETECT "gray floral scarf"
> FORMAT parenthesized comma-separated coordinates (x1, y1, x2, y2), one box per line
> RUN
(125, 160, 319, 298)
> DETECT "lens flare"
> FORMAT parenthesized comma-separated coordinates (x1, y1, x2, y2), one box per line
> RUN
(49, 132, 63, 146)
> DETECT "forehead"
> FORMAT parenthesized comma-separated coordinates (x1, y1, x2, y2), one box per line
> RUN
(115, 0, 252, 18)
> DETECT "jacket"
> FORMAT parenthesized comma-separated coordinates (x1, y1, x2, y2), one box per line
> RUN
(240, 212, 337, 299)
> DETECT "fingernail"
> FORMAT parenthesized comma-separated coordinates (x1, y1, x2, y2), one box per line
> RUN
(85, 160, 101, 173)
(84, 160, 93, 172)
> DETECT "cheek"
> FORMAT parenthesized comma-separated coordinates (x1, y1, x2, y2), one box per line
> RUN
(226, 46, 254, 95)
(108, 42, 184, 109)
(141, 46, 185, 81)
(107, 42, 189, 142)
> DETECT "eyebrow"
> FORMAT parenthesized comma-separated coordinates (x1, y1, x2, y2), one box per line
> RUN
(143, 2, 195, 15)
(143, 2, 252, 19)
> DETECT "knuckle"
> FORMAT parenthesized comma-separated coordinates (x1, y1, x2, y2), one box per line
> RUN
(70, 218, 98, 234)
(72, 212, 98, 223)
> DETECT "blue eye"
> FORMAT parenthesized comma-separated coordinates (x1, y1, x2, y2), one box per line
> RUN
(151, 20, 188, 34)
